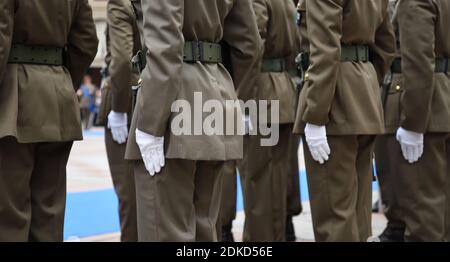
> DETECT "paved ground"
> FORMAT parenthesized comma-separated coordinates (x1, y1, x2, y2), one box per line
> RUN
(66, 128, 387, 242)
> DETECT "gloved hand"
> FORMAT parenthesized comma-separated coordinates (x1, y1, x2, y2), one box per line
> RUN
(396, 127, 424, 164)
(304, 123, 330, 165)
(108, 111, 128, 144)
(135, 129, 165, 176)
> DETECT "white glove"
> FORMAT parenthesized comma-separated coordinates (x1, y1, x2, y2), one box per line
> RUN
(135, 129, 165, 176)
(108, 111, 128, 144)
(396, 127, 424, 164)
(304, 123, 331, 165)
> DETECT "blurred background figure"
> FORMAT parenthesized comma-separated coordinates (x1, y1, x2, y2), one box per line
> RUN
(78, 74, 99, 130)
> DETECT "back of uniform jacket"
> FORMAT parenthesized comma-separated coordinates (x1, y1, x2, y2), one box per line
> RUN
(126, 0, 261, 161)
(397, 0, 450, 133)
(294, 0, 396, 135)
(0, 0, 98, 143)
(252, 0, 299, 124)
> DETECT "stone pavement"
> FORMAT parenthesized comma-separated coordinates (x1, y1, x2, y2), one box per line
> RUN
(66, 128, 387, 242)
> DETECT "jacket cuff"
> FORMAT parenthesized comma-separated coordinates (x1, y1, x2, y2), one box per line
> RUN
(400, 118, 427, 134)
(136, 115, 167, 138)
(302, 110, 329, 127)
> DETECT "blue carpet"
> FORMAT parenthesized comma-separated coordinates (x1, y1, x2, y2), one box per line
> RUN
(64, 189, 120, 240)
(82, 130, 104, 137)
(64, 170, 378, 239)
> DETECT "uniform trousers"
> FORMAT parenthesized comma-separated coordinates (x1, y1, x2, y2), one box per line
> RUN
(105, 127, 138, 242)
(303, 135, 374, 242)
(287, 134, 302, 217)
(238, 124, 292, 242)
(0, 136, 72, 242)
(394, 133, 450, 242)
(134, 159, 224, 242)
(374, 136, 405, 231)
(217, 161, 237, 237)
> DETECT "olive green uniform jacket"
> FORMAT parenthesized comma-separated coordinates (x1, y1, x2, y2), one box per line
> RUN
(251, 0, 299, 124)
(385, 0, 450, 134)
(125, 0, 262, 161)
(293, 0, 396, 135)
(0, 0, 98, 143)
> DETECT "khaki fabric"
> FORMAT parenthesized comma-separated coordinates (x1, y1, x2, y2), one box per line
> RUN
(396, 133, 450, 241)
(0, 137, 72, 242)
(238, 124, 292, 242)
(0, 0, 98, 143)
(303, 135, 374, 242)
(251, 0, 299, 124)
(105, 128, 138, 242)
(374, 135, 405, 230)
(293, 0, 396, 135)
(126, 0, 262, 161)
(396, 0, 450, 133)
(134, 159, 224, 242)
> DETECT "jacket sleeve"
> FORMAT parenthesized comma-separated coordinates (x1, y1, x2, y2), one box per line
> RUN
(253, 0, 268, 54)
(66, 0, 99, 90)
(224, 0, 262, 102)
(0, 0, 14, 82)
(107, 0, 135, 113)
(370, 5, 396, 83)
(398, 0, 436, 133)
(301, 0, 343, 125)
(136, 0, 184, 137)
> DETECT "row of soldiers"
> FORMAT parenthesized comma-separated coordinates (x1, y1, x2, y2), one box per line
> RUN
(0, 0, 449, 242)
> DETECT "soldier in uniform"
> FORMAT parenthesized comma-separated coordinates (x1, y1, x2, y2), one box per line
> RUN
(293, 0, 396, 242)
(96, 0, 141, 242)
(0, 0, 98, 241)
(126, 0, 261, 242)
(238, 0, 299, 242)
(388, 0, 450, 242)
(284, 0, 310, 242)
(374, 0, 406, 242)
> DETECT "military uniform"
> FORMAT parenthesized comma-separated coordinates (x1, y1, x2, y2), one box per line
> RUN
(126, 0, 261, 242)
(237, 0, 299, 242)
(97, 0, 141, 242)
(284, 1, 311, 242)
(383, 0, 450, 242)
(293, 0, 396, 242)
(373, 0, 406, 242)
(0, 0, 98, 241)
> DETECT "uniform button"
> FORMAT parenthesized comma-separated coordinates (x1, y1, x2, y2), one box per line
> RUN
(304, 73, 309, 81)
(396, 85, 401, 91)
(138, 78, 142, 85)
